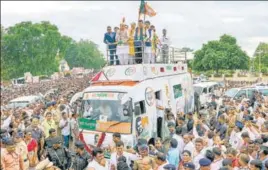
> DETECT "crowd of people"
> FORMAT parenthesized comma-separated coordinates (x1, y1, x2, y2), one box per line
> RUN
(104, 19, 171, 65)
(2, 70, 268, 170)
(1, 75, 92, 170)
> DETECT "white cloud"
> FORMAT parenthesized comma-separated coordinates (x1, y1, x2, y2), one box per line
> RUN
(1, 1, 268, 57)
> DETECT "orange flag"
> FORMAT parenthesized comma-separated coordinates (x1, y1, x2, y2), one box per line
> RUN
(145, 2, 156, 17)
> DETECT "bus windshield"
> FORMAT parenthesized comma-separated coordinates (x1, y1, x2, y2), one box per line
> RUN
(225, 88, 239, 98)
(80, 92, 132, 134)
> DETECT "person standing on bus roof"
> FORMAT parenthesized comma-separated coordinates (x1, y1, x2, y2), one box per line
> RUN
(116, 19, 129, 65)
(160, 29, 171, 63)
(103, 26, 118, 65)
(128, 22, 136, 65)
(134, 20, 144, 64)
(144, 20, 153, 64)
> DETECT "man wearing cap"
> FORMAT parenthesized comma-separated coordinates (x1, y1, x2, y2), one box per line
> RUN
(46, 136, 71, 170)
(184, 162, 195, 170)
(163, 164, 176, 170)
(71, 140, 91, 170)
(199, 158, 211, 170)
(14, 132, 29, 170)
(1, 139, 25, 170)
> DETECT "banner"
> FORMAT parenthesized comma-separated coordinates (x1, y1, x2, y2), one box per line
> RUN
(78, 118, 131, 134)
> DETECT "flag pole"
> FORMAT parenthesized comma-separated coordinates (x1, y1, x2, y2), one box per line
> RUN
(142, 2, 146, 65)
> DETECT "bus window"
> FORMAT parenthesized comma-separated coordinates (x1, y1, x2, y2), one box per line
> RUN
(202, 88, 208, 94)
(248, 89, 257, 98)
(134, 100, 146, 116)
(140, 101, 146, 114)
(235, 90, 246, 99)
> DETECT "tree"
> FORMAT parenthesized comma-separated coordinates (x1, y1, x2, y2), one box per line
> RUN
(193, 34, 250, 73)
(1, 21, 61, 78)
(64, 39, 105, 69)
(1, 21, 105, 80)
(253, 42, 268, 73)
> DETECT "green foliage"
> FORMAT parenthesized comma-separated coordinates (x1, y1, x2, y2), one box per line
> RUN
(253, 42, 268, 73)
(193, 34, 250, 73)
(1, 21, 105, 80)
(64, 39, 105, 69)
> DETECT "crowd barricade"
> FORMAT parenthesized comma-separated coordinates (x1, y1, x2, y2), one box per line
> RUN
(105, 41, 187, 66)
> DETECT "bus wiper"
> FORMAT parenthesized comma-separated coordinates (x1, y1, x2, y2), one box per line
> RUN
(105, 121, 124, 132)
(97, 121, 125, 147)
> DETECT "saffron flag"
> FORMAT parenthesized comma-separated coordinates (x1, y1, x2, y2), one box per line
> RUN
(139, 0, 156, 19)
(145, 2, 156, 17)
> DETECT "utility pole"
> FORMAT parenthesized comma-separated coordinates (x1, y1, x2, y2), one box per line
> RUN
(256, 50, 263, 73)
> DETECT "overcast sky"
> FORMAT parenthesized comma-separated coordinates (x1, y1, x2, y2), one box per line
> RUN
(1, 1, 268, 57)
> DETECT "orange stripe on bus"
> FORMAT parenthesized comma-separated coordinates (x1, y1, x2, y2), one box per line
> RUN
(91, 81, 138, 87)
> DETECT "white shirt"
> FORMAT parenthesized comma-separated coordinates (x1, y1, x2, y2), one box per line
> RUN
(1, 115, 12, 129)
(110, 151, 138, 169)
(256, 117, 265, 129)
(70, 118, 79, 138)
(183, 141, 194, 156)
(156, 99, 164, 118)
(172, 134, 185, 153)
(160, 35, 171, 46)
(230, 131, 243, 150)
(87, 159, 109, 170)
(193, 150, 204, 170)
(59, 118, 71, 136)
(157, 161, 169, 170)
(211, 158, 223, 170)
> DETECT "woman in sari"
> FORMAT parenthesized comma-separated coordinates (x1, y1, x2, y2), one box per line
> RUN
(151, 25, 160, 63)
(24, 129, 39, 169)
(178, 150, 193, 170)
(128, 22, 136, 64)
(116, 18, 129, 65)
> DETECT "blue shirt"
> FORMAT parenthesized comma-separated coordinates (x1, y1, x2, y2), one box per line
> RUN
(167, 148, 180, 167)
(103, 32, 116, 50)
(262, 157, 268, 170)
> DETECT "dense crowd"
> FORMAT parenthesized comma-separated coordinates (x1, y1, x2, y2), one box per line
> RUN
(2, 72, 268, 170)
(1, 75, 92, 170)
(0, 76, 92, 105)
